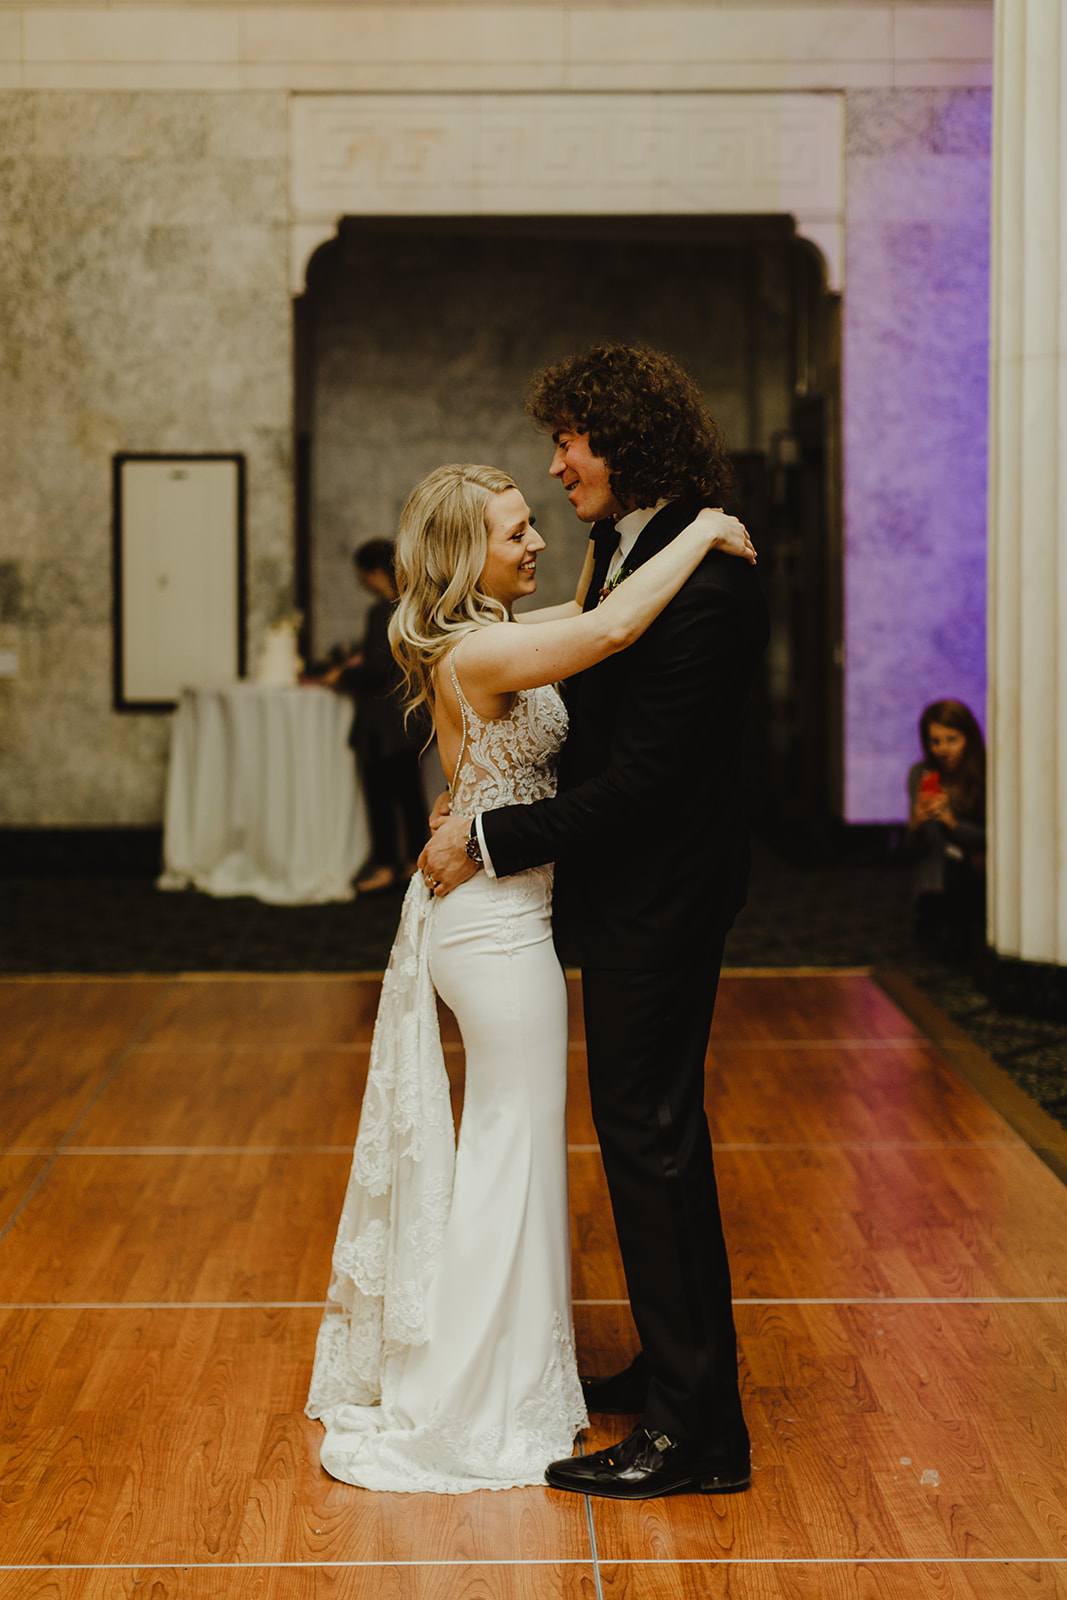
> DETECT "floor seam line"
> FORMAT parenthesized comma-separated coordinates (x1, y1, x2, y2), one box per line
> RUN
(2, 1140, 1031, 1157)
(0, 979, 181, 1248)
(5, 1296, 1067, 1310)
(576, 1435, 606, 1600)
(3, 1559, 1065, 1572)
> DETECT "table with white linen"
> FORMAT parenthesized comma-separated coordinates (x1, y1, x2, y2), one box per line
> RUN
(159, 683, 369, 904)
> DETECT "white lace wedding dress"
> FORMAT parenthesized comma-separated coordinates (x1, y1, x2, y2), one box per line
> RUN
(305, 652, 587, 1492)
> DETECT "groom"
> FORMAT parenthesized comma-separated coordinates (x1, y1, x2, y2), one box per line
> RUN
(421, 343, 769, 1499)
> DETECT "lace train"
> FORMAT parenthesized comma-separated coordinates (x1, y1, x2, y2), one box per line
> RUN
(306, 877, 456, 1415)
(316, 1312, 584, 1494)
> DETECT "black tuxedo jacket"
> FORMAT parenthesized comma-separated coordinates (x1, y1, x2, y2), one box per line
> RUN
(480, 493, 770, 968)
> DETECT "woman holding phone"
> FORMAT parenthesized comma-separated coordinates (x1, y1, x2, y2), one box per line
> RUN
(907, 699, 986, 948)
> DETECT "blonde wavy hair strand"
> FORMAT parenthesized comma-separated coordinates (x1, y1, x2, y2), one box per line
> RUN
(388, 462, 519, 721)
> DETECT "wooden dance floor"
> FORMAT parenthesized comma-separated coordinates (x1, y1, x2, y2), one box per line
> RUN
(2, 969, 1067, 1598)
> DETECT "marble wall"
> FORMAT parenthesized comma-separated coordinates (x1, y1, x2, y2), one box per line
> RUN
(0, 17, 995, 830)
(843, 88, 991, 821)
(0, 92, 293, 825)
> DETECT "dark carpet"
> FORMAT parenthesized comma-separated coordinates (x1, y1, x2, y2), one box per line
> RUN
(3, 836, 1064, 1130)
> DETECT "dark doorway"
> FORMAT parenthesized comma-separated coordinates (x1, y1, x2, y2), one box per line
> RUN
(293, 215, 841, 841)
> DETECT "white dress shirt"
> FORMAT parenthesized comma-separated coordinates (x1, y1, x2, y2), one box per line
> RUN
(602, 500, 670, 591)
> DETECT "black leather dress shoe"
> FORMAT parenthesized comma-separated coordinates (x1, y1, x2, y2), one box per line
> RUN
(580, 1353, 649, 1414)
(545, 1427, 750, 1501)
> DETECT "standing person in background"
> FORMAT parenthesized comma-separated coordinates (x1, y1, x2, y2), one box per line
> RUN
(334, 539, 429, 895)
(907, 698, 987, 951)
(421, 343, 770, 1501)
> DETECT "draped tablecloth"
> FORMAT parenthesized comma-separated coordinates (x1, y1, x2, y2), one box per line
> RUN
(159, 684, 369, 904)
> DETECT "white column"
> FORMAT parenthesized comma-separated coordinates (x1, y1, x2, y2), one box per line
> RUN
(987, 0, 1067, 964)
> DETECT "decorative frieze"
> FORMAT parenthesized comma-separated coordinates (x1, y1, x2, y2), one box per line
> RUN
(289, 91, 845, 291)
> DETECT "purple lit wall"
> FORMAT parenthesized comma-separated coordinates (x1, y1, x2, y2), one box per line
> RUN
(843, 91, 990, 822)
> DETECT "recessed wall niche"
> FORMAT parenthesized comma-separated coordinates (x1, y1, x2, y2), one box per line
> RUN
(297, 214, 839, 830)
(300, 216, 821, 623)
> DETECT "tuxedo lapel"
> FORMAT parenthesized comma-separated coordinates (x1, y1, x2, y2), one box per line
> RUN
(581, 494, 703, 619)
(624, 494, 703, 575)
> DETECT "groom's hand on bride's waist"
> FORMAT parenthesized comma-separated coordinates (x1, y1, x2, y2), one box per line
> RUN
(428, 789, 452, 831)
(419, 815, 477, 897)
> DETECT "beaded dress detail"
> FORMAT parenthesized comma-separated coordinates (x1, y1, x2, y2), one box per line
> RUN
(306, 643, 584, 1492)
(447, 651, 567, 816)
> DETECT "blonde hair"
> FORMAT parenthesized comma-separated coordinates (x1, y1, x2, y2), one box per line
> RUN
(389, 463, 518, 719)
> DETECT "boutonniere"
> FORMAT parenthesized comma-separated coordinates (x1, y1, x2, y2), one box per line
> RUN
(598, 564, 632, 604)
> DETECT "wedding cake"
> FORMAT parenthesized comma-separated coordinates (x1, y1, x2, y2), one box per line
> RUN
(255, 618, 303, 686)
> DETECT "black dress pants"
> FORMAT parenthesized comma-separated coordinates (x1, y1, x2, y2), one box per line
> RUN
(581, 932, 746, 1446)
(358, 746, 428, 871)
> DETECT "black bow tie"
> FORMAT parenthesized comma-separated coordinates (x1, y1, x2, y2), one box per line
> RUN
(593, 521, 620, 559)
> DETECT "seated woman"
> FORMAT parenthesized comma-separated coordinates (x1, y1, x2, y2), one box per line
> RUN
(906, 698, 987, 950)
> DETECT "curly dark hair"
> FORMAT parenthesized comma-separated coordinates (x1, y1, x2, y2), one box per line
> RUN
(525, 343, 734, 510)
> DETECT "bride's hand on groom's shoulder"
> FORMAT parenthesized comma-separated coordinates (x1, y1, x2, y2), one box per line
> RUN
(419, 814, 477, 897)
(695, 508, 757, 565)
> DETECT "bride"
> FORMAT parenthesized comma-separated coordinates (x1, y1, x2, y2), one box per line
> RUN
(305, 462, 754, 1493)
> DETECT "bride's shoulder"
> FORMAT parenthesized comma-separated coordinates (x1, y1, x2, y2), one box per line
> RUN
(448, 620, 520, 672)
(434, 626, 497, 694)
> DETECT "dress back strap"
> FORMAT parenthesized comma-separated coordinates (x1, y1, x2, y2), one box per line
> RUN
(448, 648, 471, 797)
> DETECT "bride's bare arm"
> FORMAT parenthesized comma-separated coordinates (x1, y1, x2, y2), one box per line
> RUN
(514, 515, 752, 629)
(460, 509, 753, 699)
(514, 543, 596, 625)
